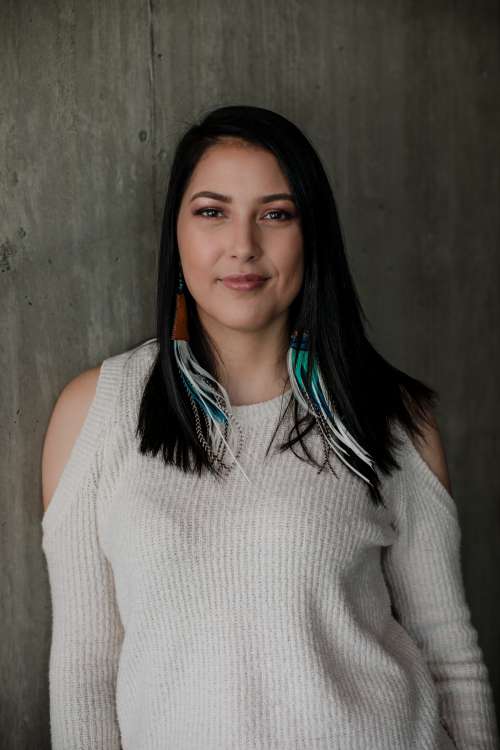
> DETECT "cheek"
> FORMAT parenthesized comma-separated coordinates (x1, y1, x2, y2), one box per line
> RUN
(280, 247, 304, 293)
(183, 261, 215, 304)
(178, 230, 217, 282)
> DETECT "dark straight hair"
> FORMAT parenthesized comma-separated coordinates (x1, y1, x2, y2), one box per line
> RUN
(135, 104, 438, 507)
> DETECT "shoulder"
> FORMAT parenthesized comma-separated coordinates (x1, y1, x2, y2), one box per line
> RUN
(41, 337, 158, 514)
(383, 414, 457, 530)
(41, 365, 102, 513)
(391, 410, 453, 497)
(408, 411, 452, 495)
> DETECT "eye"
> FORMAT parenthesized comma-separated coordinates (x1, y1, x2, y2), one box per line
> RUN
(264, 209, 294, 221)
(193, 207, 295, 221)
(194, 207, 224, 219)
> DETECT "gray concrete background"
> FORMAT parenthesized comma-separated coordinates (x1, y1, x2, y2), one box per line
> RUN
(1, 0, 499, 746)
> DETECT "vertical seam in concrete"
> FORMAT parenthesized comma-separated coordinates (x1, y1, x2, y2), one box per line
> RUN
(147, 0, 158, 233)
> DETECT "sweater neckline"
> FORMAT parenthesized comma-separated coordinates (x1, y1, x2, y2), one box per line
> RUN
(230, 387, 294, 426)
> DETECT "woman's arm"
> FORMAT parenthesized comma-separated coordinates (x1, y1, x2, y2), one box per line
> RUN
(42, 365, 102, 512)
(381, 418, 499, 750)
(41, 354, 127, 749)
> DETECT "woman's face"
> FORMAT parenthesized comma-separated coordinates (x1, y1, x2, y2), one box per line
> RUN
(176, 138, 304, 338)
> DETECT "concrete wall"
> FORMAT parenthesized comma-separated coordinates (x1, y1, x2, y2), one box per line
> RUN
(1, 1, 498, 746)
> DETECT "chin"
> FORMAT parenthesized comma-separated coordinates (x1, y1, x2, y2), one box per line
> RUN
(218, 317, 269, 333)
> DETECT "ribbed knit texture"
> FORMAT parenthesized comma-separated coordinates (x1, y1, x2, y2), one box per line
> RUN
(41, 338, 499, 750)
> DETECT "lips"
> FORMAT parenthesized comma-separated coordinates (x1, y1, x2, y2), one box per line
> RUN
(222, 274, 268, 283)
(221, 274, 269, 290)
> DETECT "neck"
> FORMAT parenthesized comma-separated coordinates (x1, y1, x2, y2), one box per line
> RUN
(198, 312, 291, 406)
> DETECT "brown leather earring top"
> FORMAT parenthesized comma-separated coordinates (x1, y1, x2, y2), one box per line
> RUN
(171, 290, 189, 341)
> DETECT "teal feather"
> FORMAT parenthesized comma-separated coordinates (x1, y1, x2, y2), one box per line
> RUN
(287, 329, 375, 486)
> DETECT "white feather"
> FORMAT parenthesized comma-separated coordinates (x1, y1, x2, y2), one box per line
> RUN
(173, 341, 251, 484)
(287, 347, 375, 486)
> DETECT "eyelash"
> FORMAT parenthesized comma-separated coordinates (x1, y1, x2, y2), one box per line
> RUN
(194, 207, 295, 221)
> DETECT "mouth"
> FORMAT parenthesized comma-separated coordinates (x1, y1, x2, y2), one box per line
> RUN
(220, 274, 269, 291)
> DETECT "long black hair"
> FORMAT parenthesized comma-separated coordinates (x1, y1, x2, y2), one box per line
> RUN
(135, 104, 438, 507)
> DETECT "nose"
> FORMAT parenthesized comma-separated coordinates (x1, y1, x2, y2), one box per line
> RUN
(229, 216, 261, 262)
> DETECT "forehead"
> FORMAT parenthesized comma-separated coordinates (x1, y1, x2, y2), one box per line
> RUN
(190, 139, 286, 183)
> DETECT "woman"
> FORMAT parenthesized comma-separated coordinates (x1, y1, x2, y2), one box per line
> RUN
(41, 105, 499, 749)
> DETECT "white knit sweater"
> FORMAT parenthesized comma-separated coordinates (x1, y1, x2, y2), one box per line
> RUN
(41, 338, 499, 749)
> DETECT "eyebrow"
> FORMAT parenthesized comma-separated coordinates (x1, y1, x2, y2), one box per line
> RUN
(189, 190, 296, 205)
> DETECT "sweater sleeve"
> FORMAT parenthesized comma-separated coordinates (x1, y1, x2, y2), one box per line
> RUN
(41, 351, 130, 750)
(380, 423, 499, 750)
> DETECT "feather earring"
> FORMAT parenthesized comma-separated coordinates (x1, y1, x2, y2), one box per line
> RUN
(287, 329, 376, 487)
(170, 269, 250, 483)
